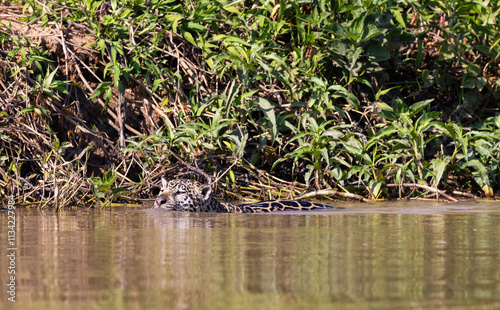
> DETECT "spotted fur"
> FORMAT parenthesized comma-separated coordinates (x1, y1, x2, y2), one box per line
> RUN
(153, 178, 339, 213)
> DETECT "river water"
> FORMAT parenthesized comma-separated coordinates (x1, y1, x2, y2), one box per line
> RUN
(1, 201, 499, 309)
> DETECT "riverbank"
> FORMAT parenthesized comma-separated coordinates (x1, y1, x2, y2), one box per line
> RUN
(1, 1, 499, 208)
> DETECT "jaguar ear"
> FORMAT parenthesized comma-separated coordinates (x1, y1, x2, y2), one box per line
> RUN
(161, 177, 168, 188)
(200, 184, 212, 201)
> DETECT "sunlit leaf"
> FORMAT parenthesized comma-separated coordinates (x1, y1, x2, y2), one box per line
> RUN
(256, 98, 277, 145)
(181, 30, 197, 46)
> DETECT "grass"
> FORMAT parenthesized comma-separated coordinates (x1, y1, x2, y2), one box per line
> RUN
(0, 0, 499, 208)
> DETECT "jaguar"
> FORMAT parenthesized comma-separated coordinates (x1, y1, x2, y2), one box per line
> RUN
(153, 178, 340, 213)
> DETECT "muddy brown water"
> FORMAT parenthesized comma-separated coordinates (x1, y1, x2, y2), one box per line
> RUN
(1, 201, 499, 310)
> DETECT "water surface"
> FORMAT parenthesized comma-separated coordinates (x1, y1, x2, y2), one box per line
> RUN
(1, 201, 499, 309)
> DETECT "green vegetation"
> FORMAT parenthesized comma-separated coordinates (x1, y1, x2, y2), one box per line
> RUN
(1, 0, 499, 207)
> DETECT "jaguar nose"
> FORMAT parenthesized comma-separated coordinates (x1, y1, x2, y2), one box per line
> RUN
(153, 196, 166, 208)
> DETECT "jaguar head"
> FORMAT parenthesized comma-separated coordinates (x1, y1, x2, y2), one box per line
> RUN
(153, 178, 212, 212)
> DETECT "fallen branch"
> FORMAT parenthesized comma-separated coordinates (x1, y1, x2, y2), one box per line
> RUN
(451, 190, 477, 199)
(386, 183, 459, 202)
(298, 188, 370, 202)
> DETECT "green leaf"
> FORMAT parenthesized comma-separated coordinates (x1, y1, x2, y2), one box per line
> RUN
(182, 30, 197, 47)
(186, 22, 206, 32)
(462, 77, 476, 88)
(463, 62, 481, 77)
(409, 99, 433, 117)
(476, 76, 487, 91)
(431, 157, 447, 187)
(376, 101, 393, 112)
(304, 164, 314, 186)
(464, 159, 493, 197)
(256, 98, 277, 145)
(362, 24, 385, 41)
(43, 67, 58, 89)
(366, 126, 397, 150)
(110, 45, 117, 63)
(113, 65, 121, 87)
(329, 85, 358, 110)
(416, 37, 423, 67)
(319, 147, 329, 166)
(375, 86, 399, 100)
(341, 141, 363, 156)
(229, 169, 236, 184)
(89, 82, 112, 100)
(112, 188, 127, 197)
(223, 36, 251, 46)
(223, 5, 240, 14)
(165, 14, 183, 33)
(375, 101, 396, 120)
(391, 9, 406, 28)
(311, 77, 326, 88)
(366, 44, 390, 62)
(369, 180, 384, 199)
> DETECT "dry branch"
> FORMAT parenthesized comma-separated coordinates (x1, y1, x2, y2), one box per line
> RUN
(386, 183, 459, 202)
(298, 189, 370, 202)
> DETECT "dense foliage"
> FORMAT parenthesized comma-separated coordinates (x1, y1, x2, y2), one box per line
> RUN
(1, 0, 499, 206)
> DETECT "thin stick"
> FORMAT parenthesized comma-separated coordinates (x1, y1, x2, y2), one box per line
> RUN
(167, 150, 211, 184)
(118, 90, 125, 149)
